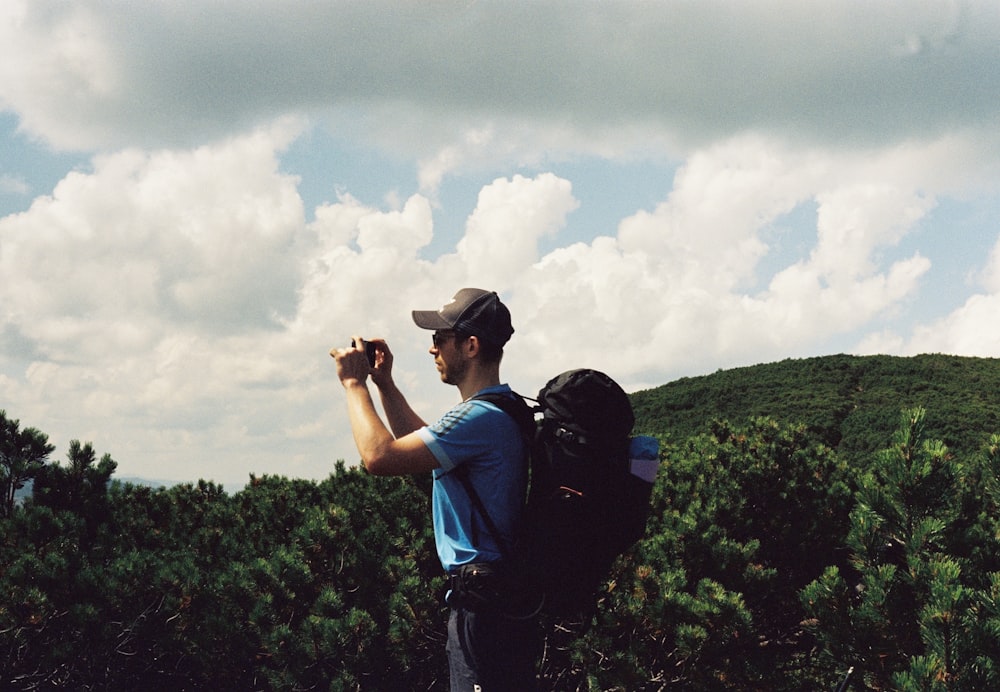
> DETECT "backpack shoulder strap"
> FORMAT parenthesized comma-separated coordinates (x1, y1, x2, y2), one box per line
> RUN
(471, 391, 537, 442)
(452, 391, 536, 563)
(453, 463, 513, 562)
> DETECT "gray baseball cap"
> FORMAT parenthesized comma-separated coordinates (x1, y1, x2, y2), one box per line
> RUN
(412, 288, 514, 347)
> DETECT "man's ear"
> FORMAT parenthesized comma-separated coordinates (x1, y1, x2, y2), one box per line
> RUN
(463, 335, 481, 358)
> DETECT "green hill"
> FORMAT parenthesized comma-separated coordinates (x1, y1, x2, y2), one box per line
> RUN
(630, 353, 1000, 465)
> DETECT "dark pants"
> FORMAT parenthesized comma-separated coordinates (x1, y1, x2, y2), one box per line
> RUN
(446, 606, 540, 692)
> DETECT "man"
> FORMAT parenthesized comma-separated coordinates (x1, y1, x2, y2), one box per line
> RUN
(330, 288, 538, 691)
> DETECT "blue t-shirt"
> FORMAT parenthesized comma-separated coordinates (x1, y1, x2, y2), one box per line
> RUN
(416, 384, 527, 573)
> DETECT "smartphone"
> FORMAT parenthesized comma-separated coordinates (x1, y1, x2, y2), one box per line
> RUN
(351, 339, 377, 367)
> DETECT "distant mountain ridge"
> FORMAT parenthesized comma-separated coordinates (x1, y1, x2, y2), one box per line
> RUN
(16, 476, 244, 502)
(630, 353, 1000, 465)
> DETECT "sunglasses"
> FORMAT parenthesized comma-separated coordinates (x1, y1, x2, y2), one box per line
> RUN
(432, 331, 465, 348)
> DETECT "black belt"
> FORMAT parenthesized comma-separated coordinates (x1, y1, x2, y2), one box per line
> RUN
(446, 563, 542, 618)
(449, 561, 509, 590)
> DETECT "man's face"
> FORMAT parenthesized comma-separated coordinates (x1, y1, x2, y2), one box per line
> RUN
(430, 331, 469, 385)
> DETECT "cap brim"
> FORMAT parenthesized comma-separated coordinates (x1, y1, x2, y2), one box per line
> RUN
(411, 309, 453, 330)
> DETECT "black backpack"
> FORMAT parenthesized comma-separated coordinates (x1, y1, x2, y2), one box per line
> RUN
(465, 368, 659, 618)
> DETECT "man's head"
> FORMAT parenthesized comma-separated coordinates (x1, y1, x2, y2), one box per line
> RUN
(412, 288, 513, 364)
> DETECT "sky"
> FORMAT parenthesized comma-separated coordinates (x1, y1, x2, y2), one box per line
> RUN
(3, 1, 1000, 488)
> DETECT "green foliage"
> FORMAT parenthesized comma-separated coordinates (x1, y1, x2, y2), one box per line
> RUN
(0, 409, 55, 519)
(5, 354, 1000, 689)
(555, 417, 855, 690)
(631, 354, 1000, 468)
(803, 409, 1000, 690)
(1, 458, 444, 689)
(32, 439, 118, 542)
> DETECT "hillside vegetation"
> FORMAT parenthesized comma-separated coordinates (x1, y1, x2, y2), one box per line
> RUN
(3, 354, 1000, 690)
(632, 353, 1000, 463)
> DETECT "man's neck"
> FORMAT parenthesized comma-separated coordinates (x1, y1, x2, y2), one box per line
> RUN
(457, 367, 502, 402)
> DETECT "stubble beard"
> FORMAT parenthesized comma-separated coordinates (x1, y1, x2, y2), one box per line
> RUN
(439, 355, 468, 387)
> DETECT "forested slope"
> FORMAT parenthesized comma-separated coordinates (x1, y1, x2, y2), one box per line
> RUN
(631, 353, 1000, 464)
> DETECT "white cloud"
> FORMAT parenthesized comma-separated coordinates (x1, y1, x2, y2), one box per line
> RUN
(0, 174, 30, 195)
(417, 127, 498, 199)
(0, 2, 119, 147)
(504, 136, 964, 381)
(1, 120, 306, 356)
(3, 112, 999, 485)
(900, 293, 1000, 356)
(0, 123, 319, 481)
(867, 231, 1000, 356)
(4, 1, 1000, 159)
(981, 236, 1000, 294)
(450, 173, 578, 287)
(3, 1, 1000, 487)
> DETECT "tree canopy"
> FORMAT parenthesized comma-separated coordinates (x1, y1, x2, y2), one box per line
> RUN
(0, 409, 55, 519)
(3, 354, 1000, 689)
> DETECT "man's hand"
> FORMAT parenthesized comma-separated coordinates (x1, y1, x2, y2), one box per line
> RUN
(366, 338, 394, 389)
(328, 336, 438, 475)
(331, 337, 374, 387)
